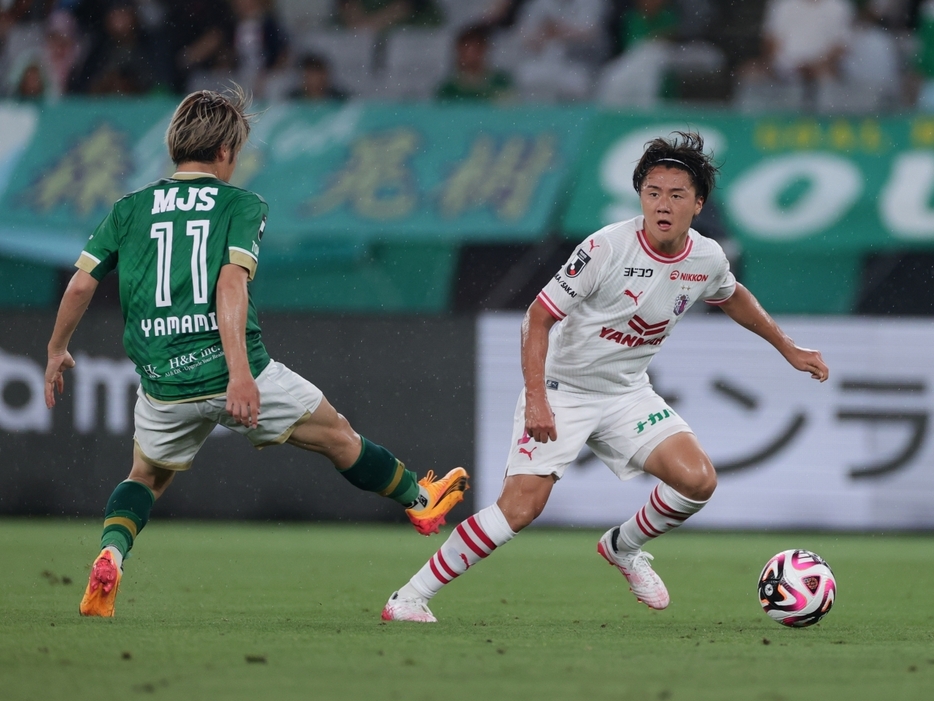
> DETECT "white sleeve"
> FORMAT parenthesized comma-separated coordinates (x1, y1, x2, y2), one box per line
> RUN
(537, 234, 609, 320)
(702, 247, 736, 305)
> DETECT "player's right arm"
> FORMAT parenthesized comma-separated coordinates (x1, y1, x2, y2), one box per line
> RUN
(45, 270, 99, 408)
(521, 299, 559, 443)
(522, 232, 608, 441)
(48, 204, 120, 407)
(216, 262, 260, 428)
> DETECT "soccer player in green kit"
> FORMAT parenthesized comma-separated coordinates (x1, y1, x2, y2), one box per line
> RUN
(43, 87, 469, 617)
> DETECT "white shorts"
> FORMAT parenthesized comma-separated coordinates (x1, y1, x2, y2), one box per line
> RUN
(505, 385, 692, 481)
(134, 360, 324, 470)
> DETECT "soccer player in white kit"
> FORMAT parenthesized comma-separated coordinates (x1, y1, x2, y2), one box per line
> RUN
(382, 131, 830, 622)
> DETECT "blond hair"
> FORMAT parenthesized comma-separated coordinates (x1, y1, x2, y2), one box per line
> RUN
(165, 85, 254, 165)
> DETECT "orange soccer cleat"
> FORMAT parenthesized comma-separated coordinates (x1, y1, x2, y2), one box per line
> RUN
(79, 550, 122, 617)
(406, 467, 469, 536)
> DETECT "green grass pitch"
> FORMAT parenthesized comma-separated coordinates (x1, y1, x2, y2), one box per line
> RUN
(2, 519, 932, 701)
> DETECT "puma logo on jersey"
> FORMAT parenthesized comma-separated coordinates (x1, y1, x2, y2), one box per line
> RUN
(624, 289, 644, 305)
(518, 447, 537, 460)
(589, 238, 600, 252)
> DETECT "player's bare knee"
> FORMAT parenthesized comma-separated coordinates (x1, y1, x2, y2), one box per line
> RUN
(499, 496, 547, 531)
(319, 424, 361, 466)
(333, 411, 353, 432)
(502, 505, 537, 532)
(682, 466, 717, 502)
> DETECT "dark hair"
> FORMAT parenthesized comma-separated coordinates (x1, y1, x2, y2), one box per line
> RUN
(632, 131, 718, 201)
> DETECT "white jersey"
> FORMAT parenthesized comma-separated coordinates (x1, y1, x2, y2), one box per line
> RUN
(537, 216, 736, 395)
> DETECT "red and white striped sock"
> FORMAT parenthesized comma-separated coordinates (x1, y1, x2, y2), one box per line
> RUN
(616, 483, 707, 552)
(404, 504, 516, 600)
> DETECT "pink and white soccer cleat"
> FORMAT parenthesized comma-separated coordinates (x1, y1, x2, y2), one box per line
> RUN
(381, 591, 438, 623)
(597, 528, 670, 610)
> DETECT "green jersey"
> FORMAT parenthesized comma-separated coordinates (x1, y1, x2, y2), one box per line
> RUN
(77, 173, 271, 402)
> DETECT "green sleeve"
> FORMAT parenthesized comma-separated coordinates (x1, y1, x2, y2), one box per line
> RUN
(225, 193, 268, 281)
(75, 207, 120, 280)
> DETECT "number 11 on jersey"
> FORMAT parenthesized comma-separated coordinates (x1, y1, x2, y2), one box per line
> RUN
(150, 219, 211, 309)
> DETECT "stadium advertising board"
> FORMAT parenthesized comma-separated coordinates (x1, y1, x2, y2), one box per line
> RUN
(562, 112, 934, 313)
(0, 312, 475, 521)
(477, 312, 934, 530)
(563, 111, 934, 251)
(9, 103, 934, 265)
(0, 101, 592, 269)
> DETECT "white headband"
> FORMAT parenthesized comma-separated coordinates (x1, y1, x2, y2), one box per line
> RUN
(654, 158, 696, 177)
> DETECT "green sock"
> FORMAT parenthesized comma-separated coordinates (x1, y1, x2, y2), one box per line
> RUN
(337, 437, 420, 506)
(99, 480, 155, 559)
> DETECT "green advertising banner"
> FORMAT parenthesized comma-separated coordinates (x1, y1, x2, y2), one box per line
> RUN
(562, 110, 934, 312)
(0, 100, 592, 266)
(564, 110, 934, 249)
(5, 101, 934, 313)
(0, 100, 591, 311)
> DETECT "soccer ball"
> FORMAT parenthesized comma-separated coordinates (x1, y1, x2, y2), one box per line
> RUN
(758, 549, 836, 627)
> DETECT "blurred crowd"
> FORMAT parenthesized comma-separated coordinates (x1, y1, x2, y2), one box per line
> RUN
(0, 0, 932, 112)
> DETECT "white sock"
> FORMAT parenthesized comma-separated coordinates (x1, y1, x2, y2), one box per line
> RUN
(103, 545, 124, 570)
(404, 504, 516, 600)
(616, 483, 707, 552)
(406, 485, 430, 512)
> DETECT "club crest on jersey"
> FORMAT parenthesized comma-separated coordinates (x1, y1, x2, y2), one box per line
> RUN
(565, 249, 591, 278)
(673, 294, 690, 316)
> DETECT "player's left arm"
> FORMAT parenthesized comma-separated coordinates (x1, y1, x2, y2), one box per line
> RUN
(217, 263, 260, 428)
(45, 270, 99, 408)
(718, 282, 829, 382)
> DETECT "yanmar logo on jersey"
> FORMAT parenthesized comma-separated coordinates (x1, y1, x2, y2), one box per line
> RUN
(599, 315, 669, 347)
(669, 270, 708, 282)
